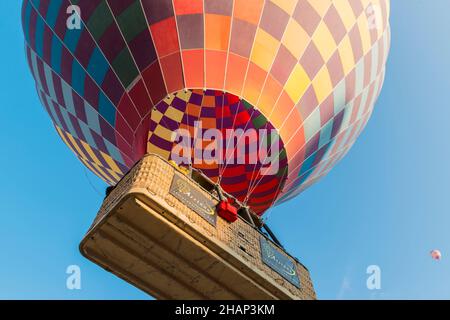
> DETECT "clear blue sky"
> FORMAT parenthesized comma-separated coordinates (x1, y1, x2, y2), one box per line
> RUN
(1, 1, 449, 299)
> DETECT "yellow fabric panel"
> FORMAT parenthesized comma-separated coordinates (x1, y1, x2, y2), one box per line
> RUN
(56, 127, 121, 183)
(174, 89, 192, 102)
(271, 0, 297, 14)
(309, 0, 333, 16)
(150, 109, 164, 123)
(80, 140, 103, 167)
(250, 29, 279, 71)
(147, 141, 171, 159)
(312, 66, 333, 104)
(154, 124, 175, 142)
(165, 106, 185, 122)
(55, 126, 75, 154)
(338, 34, 355, 75)
(65, 133, 88, 162)
(79, 157, 112, 184)
(84, 157, 120, 183)
(101, 151, 123, 175)
(313, 22, 337, 61)
(284, 64, 310, 103)
(357, 15, 372, 55)
(162, 94, 175, 105)
(282, 19, 309, 59)
(333, 0, 356, 31)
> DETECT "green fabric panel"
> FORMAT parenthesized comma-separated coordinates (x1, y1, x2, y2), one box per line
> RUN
(87, 1, 114, 41)
(242, 100, 253, 110)
(116, 1, 148, 42)
(112, 47, 139, 88)
(252, 114, 267, 129)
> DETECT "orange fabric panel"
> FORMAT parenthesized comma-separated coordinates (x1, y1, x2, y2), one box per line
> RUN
(242, 62, 267, 105)
(182, 50, 204, 88)
(258, 75, 283, 117)
(233, 0, 264, 24)
(225, 53, 247, 96)
(205, 14, 231, 51)
(173, 0, 203, 15)
(205, 50, 227, 89)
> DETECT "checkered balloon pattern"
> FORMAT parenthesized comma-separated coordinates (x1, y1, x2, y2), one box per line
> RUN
(22, 0, 390, 215)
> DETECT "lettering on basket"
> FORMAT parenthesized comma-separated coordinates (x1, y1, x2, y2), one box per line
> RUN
(260, 237, 301, 288)
(169, 174, 217, 226)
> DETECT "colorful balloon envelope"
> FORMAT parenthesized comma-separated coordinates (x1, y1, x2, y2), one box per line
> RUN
(431, 250, 442, 261)
(22, 0, 390, 214)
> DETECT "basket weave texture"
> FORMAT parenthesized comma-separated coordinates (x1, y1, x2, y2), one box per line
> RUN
(90, 154, 316, 300)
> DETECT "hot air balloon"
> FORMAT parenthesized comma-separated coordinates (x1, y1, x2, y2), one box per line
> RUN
(21, 0, 390, 215)
(431, 250, 442, 260)
(21, 0, 390, 300)
(22, 0, 389, 214)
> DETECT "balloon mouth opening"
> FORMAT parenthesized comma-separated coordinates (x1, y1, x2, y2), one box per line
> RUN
(129, 88, 289, 213)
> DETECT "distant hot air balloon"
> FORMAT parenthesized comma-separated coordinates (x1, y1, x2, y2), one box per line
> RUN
(431, 250, 442, 260)
(21, 0, 390, 214)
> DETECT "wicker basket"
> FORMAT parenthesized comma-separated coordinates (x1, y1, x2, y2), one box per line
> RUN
(80, 154, 316, 300)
